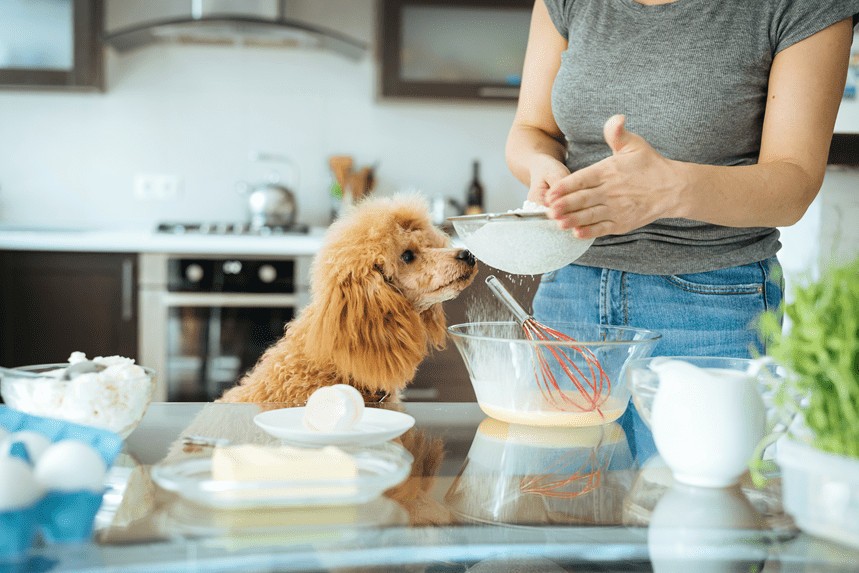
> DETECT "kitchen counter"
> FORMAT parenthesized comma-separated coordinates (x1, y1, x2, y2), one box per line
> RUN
(0, 226, 465, 256)
(0, 227, 328, 256)
(19, 402, 859, 572)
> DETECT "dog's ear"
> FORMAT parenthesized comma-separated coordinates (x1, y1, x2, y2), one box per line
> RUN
(421, 304, 448, 351)
(307, 265, 429, 389)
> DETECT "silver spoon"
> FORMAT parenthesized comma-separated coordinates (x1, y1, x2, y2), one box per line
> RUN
(61, 360, 106, 379)
(0, 361, 106, 381)
(181, 435, 232, 448)
(0, 366, 41, 379)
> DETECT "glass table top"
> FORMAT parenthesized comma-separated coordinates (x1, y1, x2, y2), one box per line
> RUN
(20, 402, 859, 572)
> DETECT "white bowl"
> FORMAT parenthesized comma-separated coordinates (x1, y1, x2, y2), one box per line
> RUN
(777, 438, 859, 550)
(449, 212, 594, 275)
(0, 362, 156, 438)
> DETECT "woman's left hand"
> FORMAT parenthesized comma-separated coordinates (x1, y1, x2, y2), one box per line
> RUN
(545, 114, 682, 239)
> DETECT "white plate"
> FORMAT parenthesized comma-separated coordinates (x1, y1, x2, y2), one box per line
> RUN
(253, 407, 416, 447)
(151, 442, 413, 509)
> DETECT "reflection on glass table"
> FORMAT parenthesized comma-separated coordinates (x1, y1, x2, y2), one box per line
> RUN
(445, 418, 633, 526)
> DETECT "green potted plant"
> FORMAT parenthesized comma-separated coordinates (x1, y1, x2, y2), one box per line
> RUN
(755, 255, 859, 548)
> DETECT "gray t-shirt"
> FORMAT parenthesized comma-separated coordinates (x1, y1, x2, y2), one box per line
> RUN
(543, 0, 859, 275)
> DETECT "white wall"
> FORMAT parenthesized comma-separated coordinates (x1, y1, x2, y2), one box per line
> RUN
(0, 1, 523, 229)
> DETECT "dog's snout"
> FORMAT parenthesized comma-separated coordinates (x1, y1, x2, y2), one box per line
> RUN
(456, 249, 476, 267)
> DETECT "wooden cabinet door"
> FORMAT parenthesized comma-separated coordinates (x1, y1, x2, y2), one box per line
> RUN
(406, 265, 538, 402)
(0, 0, 103, 91)
(0, 251, 137, 366)
(378, 0, 532, 101)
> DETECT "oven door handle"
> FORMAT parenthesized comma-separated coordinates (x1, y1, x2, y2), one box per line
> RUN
(162, 292, 301, 308)
(121, 258, 135, 322)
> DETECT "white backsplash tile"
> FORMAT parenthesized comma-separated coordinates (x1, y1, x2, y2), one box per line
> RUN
(0, 3, 520, 229)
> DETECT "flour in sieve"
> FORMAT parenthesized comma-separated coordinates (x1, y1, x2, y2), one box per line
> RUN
(461, 200, 592, 275)
(507, 200, 548, 214)
(463, 217, 592, 275)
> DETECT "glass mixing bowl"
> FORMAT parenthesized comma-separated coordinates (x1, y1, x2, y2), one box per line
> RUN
(449, 212, 594, 275)
(444, 417, 631, 526)
(0, 363, 156, 438)
(448, 321, 661, 427)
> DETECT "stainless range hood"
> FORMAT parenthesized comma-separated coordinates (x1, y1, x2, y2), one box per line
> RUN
(103, 0, 368, 60)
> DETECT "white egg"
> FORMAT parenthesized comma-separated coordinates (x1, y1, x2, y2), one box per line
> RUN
(1, 430, 51, 463)
(0, 456, 43, 510)
(303, 384, 365, 432)
(35, 440, 107, 492)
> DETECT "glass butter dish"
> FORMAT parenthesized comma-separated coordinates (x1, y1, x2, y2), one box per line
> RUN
(151, 442, 413, 510)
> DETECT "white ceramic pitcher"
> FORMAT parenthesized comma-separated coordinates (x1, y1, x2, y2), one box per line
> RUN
(649, 358, 769, 488)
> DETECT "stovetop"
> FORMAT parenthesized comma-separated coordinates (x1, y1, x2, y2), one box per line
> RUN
(156, 222, 310, 236)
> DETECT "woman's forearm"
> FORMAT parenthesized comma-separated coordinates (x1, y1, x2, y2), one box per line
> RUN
(543, 116, 828, 238)
(673, 159, 822, 228)
(505, 123, 567, 187)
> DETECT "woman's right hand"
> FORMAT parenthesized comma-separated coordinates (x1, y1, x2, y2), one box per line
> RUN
(527, 155, 571, 205)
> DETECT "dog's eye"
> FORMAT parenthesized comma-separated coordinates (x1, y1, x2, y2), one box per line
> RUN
(400, 250, 416, 264)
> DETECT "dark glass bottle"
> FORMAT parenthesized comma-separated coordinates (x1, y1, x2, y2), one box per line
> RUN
(465, 159, 484, 215)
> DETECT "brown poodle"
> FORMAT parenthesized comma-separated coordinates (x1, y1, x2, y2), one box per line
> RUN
(220, 193, 478, 405)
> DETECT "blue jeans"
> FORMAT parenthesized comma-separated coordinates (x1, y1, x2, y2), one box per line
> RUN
(532, 257, 784, 463)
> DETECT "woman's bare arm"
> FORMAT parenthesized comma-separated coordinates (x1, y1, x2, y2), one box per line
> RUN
(676, 17, 853, 227)
(505, 0, 570, 202)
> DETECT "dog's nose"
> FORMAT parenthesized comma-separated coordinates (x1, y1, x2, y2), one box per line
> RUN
(456, 249, 476, 267)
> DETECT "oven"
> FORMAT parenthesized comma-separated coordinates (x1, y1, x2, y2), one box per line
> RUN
(138, 253, 312, 401)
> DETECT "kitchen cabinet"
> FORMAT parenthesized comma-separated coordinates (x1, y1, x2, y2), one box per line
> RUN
(407, 264, 538, 402)
(0, 0, 104, 91)
(378, 0, 532, 101)
(829, 133, 859, 165)
(0, 251, 137, 368)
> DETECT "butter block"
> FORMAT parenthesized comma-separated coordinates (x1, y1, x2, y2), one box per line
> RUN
(212, 444, 357, 481)
(210, 444, 359, 502)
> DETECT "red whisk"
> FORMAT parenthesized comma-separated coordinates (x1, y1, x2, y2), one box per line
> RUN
(518, 447, 603, 499)
(485, 275, 611, 414)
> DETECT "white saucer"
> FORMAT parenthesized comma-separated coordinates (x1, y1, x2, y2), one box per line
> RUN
(253, 407, 416, 447)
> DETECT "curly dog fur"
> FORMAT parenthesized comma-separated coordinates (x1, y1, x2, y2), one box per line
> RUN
(220, 193, 477, 405)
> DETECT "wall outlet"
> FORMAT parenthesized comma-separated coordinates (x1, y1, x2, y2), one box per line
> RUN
(134, 174, 182, 201)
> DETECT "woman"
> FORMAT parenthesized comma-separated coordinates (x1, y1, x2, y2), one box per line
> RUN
(507, 0, 857, 459)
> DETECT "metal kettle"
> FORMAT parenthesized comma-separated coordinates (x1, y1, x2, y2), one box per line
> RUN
(238, 152, 299, 228)
(245, 177, 298, 228)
